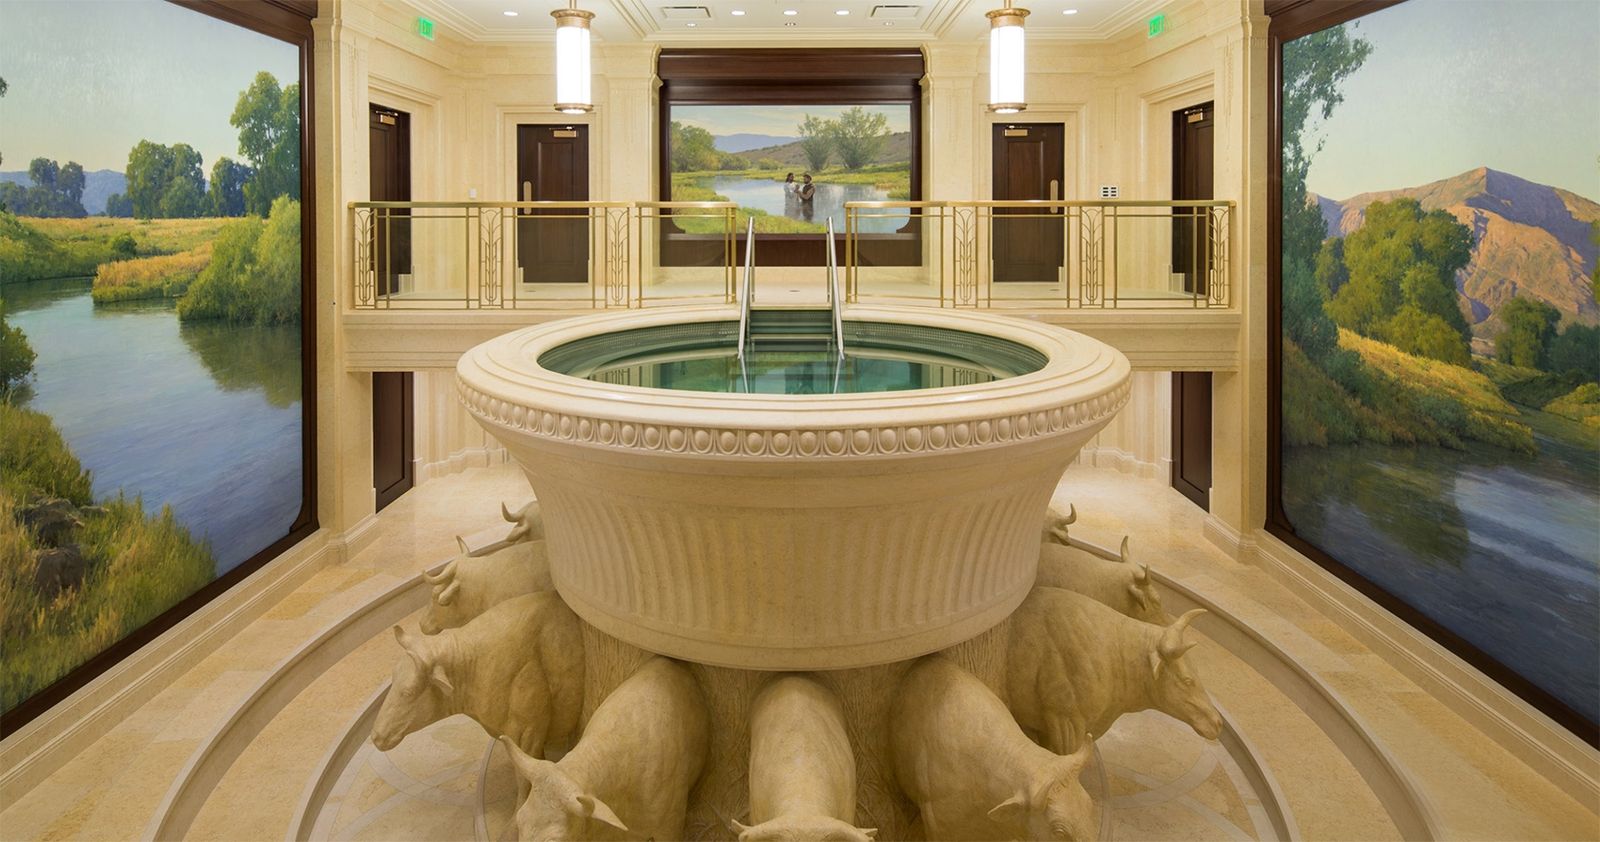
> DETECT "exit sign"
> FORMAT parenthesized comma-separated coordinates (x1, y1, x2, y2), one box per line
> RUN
(417, 17, 436, 40)
(1147, 14, 1165, 38)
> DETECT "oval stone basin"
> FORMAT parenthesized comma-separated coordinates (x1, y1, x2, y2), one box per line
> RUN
(457, 305, 1130, 669)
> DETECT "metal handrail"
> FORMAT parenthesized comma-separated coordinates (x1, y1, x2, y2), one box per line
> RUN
(737, 217, 755, 362)
(826, 218, 845, 362)
(844, 199, 1235, 209)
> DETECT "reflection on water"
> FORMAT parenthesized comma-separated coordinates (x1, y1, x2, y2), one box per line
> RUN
(1283, 430, 1600, 722)
(589, 350, 996, 394)
(705, 176, 904, 234)
(5, 278, 302, 572)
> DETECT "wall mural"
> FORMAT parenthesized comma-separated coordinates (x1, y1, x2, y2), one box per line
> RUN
(0, 0, 303, 716)
(1278, 0, 1599, 728)
(666, 104, 912, 234)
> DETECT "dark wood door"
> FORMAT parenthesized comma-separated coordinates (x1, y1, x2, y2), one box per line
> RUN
(516, 125, 589, 284)
(369, 104, 414, 511)
(1172, 103, 1214, 295)
(368, 106, 411, 295)
(991, 123, 1064, 283)
(1171, 101, 1214, 511)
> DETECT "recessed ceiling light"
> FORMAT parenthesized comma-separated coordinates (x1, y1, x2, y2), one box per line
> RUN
(731, 9, 745, 15)
(1062, 8, 1078, 13)
(836, 9, 850, 14)
(883, 21, 894, 26)
(687, 21, 696, 26)
(784, 21, 796, 26)
(503, 9, 518, 16)
(783, 9, 798, 15)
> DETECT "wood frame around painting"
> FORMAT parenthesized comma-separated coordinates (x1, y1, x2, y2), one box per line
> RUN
(1263, 0, 1597, 746)
(657, 48, 924, 267)
(0, 0, 319, 737)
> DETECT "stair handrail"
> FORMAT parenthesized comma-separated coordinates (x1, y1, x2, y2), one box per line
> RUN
(826, 217, 845, 362)
(737, 217, 755, 362)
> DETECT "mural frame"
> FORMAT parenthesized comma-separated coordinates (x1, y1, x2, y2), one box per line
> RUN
(1263, 0, 1597, 746)
(0, 0, 319, 737)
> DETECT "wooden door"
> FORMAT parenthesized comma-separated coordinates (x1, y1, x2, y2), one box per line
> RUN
(516, 125, 590, 284)
(991, 123, 1064, 283)
(1170, 102, 1215, 511)
(368, 106, 411, 295)
(369, 104, 414, 511)
(1172, 103, 1214, 295)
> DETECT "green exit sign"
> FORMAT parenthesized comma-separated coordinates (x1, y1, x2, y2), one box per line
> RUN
(1147, 13, 1165, 38)
(417, 17, 436, 40)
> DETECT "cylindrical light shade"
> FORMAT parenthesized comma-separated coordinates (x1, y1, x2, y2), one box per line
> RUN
(987, 5, 1028, 114)
(552, 6, 593, 114)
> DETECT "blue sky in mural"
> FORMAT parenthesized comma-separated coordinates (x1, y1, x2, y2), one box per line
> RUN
(1306, 0, 1600, 201)
(0, 0, 299, 171)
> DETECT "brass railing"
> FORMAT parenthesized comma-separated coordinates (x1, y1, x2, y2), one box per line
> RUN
(349, 200, 737, 310)
(844, 200, 1233, 308)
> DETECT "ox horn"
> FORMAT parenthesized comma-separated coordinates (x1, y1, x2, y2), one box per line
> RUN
(502, 501, 517, 523)
(1159, 609, 1206, 660)
(454, 535, 470, 556)
(1061, 503, 1077, 525)
(1133, 563, 1150, 585)
(421, 558, 456, 586)
(1118, 535, 1132, 563)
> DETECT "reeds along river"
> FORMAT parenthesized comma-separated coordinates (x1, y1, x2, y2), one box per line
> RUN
(5, 277, 302, 572)
(1282, 422, 1600, 725)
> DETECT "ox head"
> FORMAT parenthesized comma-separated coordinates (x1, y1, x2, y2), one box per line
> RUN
(1043, 503, 1078, 546)
(730, 815, 878, 842)
(986, 738, 1095, 841)
(1120, 539, 1166, 624)
(1147, 609, 1222, 741)
(371, 625, 455, 751)
(417, 538, 470, 634)
(502, 500, 544, 546)
(501, 736, 630, 842)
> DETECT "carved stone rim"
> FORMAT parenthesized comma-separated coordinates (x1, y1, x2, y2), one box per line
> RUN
(457, 305, 1130, 460)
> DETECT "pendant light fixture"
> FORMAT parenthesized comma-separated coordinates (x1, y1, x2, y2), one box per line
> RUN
(986, 0, 1028, 114)
(552, 0, 594, 115)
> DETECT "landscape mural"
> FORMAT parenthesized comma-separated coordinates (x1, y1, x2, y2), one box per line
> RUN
(667, 104, 912, 234)
(1278, 0, 1599, 726)
(0, 0, 303, 715)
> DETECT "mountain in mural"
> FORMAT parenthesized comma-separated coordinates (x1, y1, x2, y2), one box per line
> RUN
(712, 133, 799, 153)
(0, 168, 126, 216)
(1312, 167, 1600, 335)
(738, 131, 913, 168)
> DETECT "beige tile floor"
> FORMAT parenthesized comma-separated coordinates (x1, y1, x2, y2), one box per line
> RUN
(1, 463, 1596, 841)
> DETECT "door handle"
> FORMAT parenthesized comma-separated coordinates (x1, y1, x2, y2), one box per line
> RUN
(1049, 179, 1059, 202)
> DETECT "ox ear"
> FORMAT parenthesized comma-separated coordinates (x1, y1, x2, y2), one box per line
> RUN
(861, 828, 879, 841)
(437, 580, 461, 606)
(428, 662, 454, 695)
(392, 625, 423, 659)
(1159, 609, 1206, 662)
(575, 794, 629, 833)
(987, 793, 1028, 825)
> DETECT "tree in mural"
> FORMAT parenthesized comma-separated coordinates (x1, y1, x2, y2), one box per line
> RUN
(1279, 27, 1371, 365)
(1495, 296, 1561, 369)
(797, 115, 833, 172)
(231, 72, 301, 215)
(125, 141, 206, 219)
(1325, 198, 1473, 365)
(832, 106, 889, 170)
(208, 157, 254, 217)
(669, 121, 720, 172)
(0, 157, 89, 218)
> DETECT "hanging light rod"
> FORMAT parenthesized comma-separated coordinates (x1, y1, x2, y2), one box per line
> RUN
(986, 0, 1029, 114)
(552, 0, 594, 115)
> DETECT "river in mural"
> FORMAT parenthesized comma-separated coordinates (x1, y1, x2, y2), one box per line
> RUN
(6, 277, 302, 572)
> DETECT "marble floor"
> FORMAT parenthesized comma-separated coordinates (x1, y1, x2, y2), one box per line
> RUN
(2, 462, 1596, 841)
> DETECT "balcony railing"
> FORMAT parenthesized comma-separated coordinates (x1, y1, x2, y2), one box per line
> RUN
(844, 200, 1233, 308)
(347, 198, 1232, 311)
(349, 200, 737, 310)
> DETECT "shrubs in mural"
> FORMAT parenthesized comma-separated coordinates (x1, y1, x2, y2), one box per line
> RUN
(668, 105, 913, 234)
(1280, 2, 1599, 727)
(0, 1, 302, 716)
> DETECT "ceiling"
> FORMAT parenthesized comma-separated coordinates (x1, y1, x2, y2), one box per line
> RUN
(404, 0, 1167, 43)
